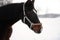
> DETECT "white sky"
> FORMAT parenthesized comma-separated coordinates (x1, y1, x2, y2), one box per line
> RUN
(35, 0, 60, 14)
(10, 0, 60, 40)
(12, 0, 60, 15)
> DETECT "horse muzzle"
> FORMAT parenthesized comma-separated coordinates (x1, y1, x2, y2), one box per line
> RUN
(31, 23, 42, 34)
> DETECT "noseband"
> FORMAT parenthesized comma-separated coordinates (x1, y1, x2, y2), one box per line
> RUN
(23, 3, 41, 28)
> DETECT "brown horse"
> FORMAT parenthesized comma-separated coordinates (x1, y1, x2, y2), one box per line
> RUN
(0, 0, 42, 40)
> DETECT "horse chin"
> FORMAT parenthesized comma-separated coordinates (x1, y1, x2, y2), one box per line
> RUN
(33, 29, 41, 34)
(31, 24, 42, 34)
(34, 29, 41, 33)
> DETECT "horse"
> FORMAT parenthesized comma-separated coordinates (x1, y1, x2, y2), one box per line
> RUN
(0, 0, 42, 40)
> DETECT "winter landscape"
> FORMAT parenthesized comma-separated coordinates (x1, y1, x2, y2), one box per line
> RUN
(0, 0, 60, 40)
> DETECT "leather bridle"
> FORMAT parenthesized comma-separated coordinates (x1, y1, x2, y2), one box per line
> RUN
(23, 3, 41, 28)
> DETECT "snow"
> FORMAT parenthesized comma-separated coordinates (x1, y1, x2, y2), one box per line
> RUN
(10, 17, 60, 40)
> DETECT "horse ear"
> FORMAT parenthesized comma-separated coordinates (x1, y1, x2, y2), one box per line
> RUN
(25, 0, 35, 10)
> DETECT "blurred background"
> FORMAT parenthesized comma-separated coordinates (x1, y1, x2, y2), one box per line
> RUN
(0, 0, 60, 40)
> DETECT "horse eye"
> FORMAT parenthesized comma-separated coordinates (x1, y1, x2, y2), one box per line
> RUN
(33, 9, 37, 13)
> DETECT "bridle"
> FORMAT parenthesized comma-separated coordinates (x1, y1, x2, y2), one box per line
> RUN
(23, 3, 41, 28)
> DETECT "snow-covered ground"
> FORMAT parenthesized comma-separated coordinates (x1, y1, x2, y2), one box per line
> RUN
(10, 17, 60, 40)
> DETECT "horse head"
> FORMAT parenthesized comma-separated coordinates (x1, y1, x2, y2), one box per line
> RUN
(22, 0, 42, 33)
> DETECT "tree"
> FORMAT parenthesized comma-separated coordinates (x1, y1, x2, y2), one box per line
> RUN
(0, 0, 12, 6)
